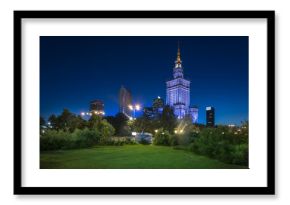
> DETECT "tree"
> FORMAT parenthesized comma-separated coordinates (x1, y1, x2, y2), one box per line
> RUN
(88, 114, 115, 141)
(98, 119, 115, 138)
(48, 109, 86, 132)
(58, 108, 76, 131)
(88, 114, 102, 129)
(48, 114, 59, 130)
(105, 113, 130, 136)
(132, 115, 152, 133)
(70, 115, 87, 131)
(160, 105, 177, 134)
(40, 116, 46, 135)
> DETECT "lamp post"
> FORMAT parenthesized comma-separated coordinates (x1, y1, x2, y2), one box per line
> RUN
(128, 104, 141, 119)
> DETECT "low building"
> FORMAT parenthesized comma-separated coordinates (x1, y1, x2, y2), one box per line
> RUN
(189, 106, 198, 123)
(90, 100, 105, 115)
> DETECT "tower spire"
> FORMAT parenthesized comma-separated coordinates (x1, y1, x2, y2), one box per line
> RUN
(176, 41, 181, 63)
(173, 41, 184, 78)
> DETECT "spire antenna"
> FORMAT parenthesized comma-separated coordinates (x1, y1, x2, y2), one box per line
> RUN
(176, 41, 181, 63)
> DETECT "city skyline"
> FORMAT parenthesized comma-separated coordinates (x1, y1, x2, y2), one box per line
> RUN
(40, 36, 248, 125)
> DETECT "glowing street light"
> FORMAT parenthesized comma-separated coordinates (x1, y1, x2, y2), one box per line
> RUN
(135, 104, 140, 111)
(128, 104, 141, 119)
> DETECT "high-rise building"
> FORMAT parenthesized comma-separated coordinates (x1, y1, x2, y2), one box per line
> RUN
(152, 96, 164, 113)
(143, 96, 164, 119)
(206, 106, 215, 126)
(119, 86, 132, 118)
(166, 43, 198, 123)
(90, 100, 105, 115)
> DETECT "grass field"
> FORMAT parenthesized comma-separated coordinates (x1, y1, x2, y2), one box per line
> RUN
(40, 145, 246, 169)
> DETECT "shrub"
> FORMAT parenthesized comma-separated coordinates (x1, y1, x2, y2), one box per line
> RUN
(40, 130, 71, 151)
(153, 130, 171, 146)
(139, 138, 150, 145)
(230, 144, 248, 166)
(125, 137, 137, 145)
(40, 128, 102, 151)
(169, 134, 178, 146)
(190, 127, 248, 166)
(71, 128, 101, 148)
(99, 119, 115, 138)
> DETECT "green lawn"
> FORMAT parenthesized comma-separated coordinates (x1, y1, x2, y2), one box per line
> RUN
(40, 145, 246, 169)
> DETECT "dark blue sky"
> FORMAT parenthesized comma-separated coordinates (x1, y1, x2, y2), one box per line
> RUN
(40, 36, 248, 125)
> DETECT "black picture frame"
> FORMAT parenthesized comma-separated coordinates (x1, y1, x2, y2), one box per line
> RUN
(14, 10, 275, 195)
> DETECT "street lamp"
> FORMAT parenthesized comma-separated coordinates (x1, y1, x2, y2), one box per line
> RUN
(128, 104, 141, 119)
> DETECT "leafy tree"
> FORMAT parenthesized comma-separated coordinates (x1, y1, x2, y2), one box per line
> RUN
(114, 113, 130, 135)
(160, 105, 176, 134)
(48, 114, 59, 130)
(48, 109, 87, 132)
(58, 108, 76, 131)
(88, 114, 102, 129)
(105, 113, 129, 136)
(40, 116, 46, 135)
(88, 114, 115, 139)
(132, 114, 158, 133)
(68, 115, 87, 131)
(98, 119, 115, 139)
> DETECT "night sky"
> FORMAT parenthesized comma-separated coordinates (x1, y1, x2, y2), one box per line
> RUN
(40, 36, 248, 125)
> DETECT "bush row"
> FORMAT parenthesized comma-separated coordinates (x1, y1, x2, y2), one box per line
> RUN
(40, 129, 136, 151)
(40, 128, 102, 151)
(152, 127, 248, 166)
(152, 129, 196, 146)
(190, 128, 248, 166)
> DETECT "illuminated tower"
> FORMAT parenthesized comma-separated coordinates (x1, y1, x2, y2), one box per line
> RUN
(166, 44, 190, 119)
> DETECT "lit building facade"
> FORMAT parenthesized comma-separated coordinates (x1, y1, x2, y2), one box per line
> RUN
(119, 86, 132, 118)
(144, 96, 164, 119)
(206, 106, 215, 127)
(90, 100, 105, 115)
(152, 96, 164, 113)
(166, 44, 198, 123)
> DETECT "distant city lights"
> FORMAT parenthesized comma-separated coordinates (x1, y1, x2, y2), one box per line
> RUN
(80, 111, 104, 117)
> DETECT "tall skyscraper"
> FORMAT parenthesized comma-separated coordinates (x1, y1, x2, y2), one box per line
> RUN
(152, 96, 164, 113)
(144, 96, 164, 119)
(206, 106, 215, 126)
(119, 86, 132, 118)
(90, 100, 105, 115)
(166, 44, 198, 123)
